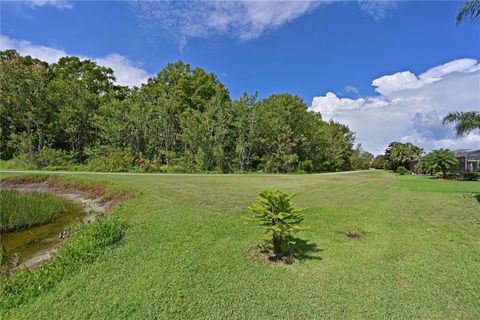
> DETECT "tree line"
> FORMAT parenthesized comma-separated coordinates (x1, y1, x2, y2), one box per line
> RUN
(0, 50, 363, 173)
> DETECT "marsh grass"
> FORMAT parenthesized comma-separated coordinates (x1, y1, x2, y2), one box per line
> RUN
(0, 190, 75, 232)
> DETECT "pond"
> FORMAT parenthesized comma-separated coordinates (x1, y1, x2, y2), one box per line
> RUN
(0, 184, 103, 272)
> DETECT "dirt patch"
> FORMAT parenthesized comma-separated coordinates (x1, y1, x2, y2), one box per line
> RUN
(248, 247, 294, 265)
(345, 230, 365, 238)
(8, 182, 112, 218)
(1, 175, 130, 206)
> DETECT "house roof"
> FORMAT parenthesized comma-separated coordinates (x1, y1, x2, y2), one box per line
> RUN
(455, 149, 480, 160)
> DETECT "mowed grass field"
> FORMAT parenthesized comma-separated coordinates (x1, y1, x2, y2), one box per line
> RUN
(3, 170, 480, 319)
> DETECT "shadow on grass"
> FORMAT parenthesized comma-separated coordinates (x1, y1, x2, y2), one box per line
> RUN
(287, 236, 323, 261)
(251, 237, 322, 264)
(475, 193, 480, 203)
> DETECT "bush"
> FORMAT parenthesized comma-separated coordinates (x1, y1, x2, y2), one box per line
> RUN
(395, 166, 411, 175)
(435, 172, 461, 179)
(245, 189, 307, 255)
(0, 155, 35, 170)
(446, 172, 460, 179)
(0, 149, 74, 170)
(298, 160, 314, 173)
(463, 172, 480, 181)
(134, 157, 162, 173)
(35, 148, 72, 168)
(87, 149, 134, 172)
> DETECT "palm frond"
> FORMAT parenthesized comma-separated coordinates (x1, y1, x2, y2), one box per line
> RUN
(456, 0, 480, 25)
(443, 111, 480, 136)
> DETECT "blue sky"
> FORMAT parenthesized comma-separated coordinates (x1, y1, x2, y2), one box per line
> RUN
(1, 0, 479, 154)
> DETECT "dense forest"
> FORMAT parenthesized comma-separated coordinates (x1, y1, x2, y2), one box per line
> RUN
(0, 50, 371, 173)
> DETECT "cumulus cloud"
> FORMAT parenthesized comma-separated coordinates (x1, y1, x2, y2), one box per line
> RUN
(311, 58, 480, 154)
(94, 53, 151, 88)
(0, 35, 151, 87)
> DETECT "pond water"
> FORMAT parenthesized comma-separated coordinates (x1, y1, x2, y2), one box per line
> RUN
(1, 192, 87, 270)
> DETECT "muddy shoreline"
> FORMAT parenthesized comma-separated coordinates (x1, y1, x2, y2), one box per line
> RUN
(1, 182, 115, 272)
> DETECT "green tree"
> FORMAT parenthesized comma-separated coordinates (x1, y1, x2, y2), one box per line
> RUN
(0, 50, 53, 164)
(320, 120, 355, 171)
(230, 92, 257, 171)
(384, 142, 424, 170)
(141, 60, 230, 165)
(428, 149, 458, 179)
(442, 111, 480, 136)
(49, 57, 117, 161)
(372, 155, 387, 169)
(456, 0, 480, 25)
(350, 144, 374, 170)
(246, 189, 307, 255)
(417, 153, 436, 175)
(251, 94, 306, 172)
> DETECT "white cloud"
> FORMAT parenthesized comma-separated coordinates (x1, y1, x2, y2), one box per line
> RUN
(25, 0, 73, 10)
(1, 35, 67, 63)
(131, 0, 324, 49)
(357, 0, 397, 21)
(0, 35, 151, 87)
(311, 58, 480, 154)
(344, 84, 360, 96)
(131, 1, 403, 50)
(372, 58, 480, 96)
(95, 54, 151, 88)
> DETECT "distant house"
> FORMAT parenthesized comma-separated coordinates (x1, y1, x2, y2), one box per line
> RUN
(454, 149, 480, 174)
(407, 149, 480, 175)
(406, 159, 418, 172)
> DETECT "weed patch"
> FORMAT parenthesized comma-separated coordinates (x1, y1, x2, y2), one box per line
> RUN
(0, 215, 127, 315)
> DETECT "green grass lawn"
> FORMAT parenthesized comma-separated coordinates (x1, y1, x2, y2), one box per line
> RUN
(2, 171, 479, 319)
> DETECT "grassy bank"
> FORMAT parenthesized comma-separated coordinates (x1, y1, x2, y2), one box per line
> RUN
(0, 175, 130, 316)
(0, 190, 75, 232)
(1, 171, 479, 319)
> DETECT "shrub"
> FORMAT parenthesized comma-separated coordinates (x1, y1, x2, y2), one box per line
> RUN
(435, 172, 460, 179)
(395, 166, 411, 175)
(35, 148, 72, 168)
(245, 189, 307, 255)
(87, 149, 134, 172)
(298, 160, 314, 173)
(463, 172, 480, 181)
(1, 149, 74, 170)
(0, 154, 35, 170)
(446, 172, 460, 179)
(134, 157, 162, 173)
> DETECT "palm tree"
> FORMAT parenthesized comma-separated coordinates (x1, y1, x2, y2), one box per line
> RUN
(456, 0, 480, 25)
(443, 111, 480, 136)
(418, 153, 436, 175)
(429, 149, 458, 179)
